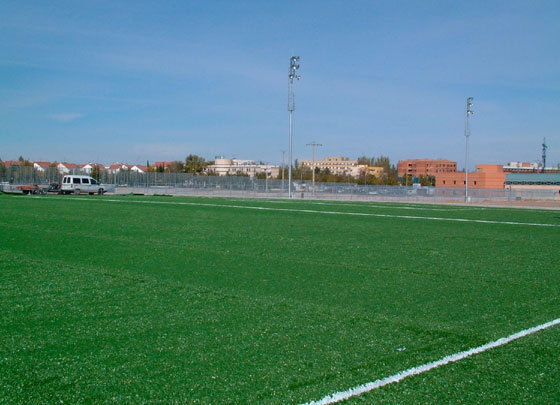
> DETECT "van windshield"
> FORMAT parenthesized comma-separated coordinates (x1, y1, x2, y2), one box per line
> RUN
(90, 179, 98, 185)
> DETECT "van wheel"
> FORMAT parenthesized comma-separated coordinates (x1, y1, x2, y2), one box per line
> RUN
(98, 189, 104, 195)
(89, 192, 94, 195)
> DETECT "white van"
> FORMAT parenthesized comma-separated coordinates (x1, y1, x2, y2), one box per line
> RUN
(61, 175, 106, 195)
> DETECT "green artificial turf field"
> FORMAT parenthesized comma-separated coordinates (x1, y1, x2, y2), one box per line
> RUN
(1, 194, 559, 403)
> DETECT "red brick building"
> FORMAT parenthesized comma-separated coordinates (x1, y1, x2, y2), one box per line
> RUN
(397, 158, 456, 178)
(436, 165, 506, 189)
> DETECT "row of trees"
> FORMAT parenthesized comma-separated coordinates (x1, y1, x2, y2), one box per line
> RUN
(153, 155, 211, 174)
(1, 155, 435, 186)
(275, 155, 418, 186)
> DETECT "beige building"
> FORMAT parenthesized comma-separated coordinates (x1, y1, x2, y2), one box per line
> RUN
(300, 157, 383, 178)
(362, 166, 384, 177)
(301, 157, 356, 175)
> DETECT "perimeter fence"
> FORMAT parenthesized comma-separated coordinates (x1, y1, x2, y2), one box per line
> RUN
(1, 166, 559, 206)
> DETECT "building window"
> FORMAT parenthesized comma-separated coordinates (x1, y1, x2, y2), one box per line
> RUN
(453, 180, 456, 185)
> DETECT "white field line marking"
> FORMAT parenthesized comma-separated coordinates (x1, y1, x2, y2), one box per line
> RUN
(304, 317, 560, 405)
(32, 196, 560, 227)
(222, 198, 482, 211)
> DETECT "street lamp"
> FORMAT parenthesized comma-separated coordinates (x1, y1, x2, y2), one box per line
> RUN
(288, 56, 301, 199)
(464, 97, 474, 203)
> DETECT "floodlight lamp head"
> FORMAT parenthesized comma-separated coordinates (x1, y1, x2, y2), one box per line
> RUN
(292, 56, 300, 61)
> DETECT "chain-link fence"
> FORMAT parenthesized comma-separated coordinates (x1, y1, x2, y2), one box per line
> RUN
(1, 166, 559, 206)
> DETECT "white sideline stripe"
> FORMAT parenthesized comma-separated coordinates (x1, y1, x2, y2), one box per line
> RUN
(223, 198, 482, 212)
(304, 318, 560, 405)
(33, 196, 560, 227)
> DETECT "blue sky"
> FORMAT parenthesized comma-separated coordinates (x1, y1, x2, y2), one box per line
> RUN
(1, 0, 559, 168)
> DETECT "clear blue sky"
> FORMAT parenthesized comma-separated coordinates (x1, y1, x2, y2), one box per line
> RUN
(1, 0, 559, 168)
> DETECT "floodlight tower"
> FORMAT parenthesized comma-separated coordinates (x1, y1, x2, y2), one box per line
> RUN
(306, 141, 322, 196)
(288, 56, 301, 199)
(464, 97, 474, 203)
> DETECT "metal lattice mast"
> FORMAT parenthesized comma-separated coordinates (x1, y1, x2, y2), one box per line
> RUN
(464, 97, 474, 203)
(542, 137, 547, 173)
(288, 56, 300, 199)
(306, 141, 322, 196)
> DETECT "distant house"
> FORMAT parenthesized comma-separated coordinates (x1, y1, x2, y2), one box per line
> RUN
(80, 163, 104, 175)
(105, 163, 129, 174)
(153, 161, 173, 171)
(3, 160, 23, 168)
(80, 163, 94, 174)
(33, 161, 52, 172)
(130, 165, 148, 173)
(57, 162, 81, 175)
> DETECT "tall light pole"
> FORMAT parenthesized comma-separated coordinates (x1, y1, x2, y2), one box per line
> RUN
(288, 56, 301, 199)
(464, 97, 474, 203)
(281, 150, 286, 192)
(306, 141, 322, 196)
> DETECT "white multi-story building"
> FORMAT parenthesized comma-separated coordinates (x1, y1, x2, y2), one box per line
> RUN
(503, 162, 541, 172)
(207, 158, 279, 178)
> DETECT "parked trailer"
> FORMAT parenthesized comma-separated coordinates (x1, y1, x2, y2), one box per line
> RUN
(17, 185, 45, 195)
(14, 183, 60, 195)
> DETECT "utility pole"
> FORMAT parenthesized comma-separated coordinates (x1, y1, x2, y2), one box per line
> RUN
(306, 141, 322, 196)
(464, 97, 474, 203)
(288, 56, 301, 199)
